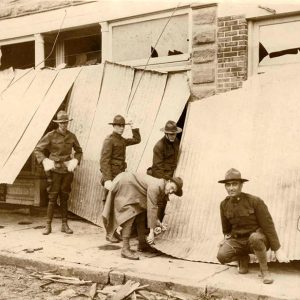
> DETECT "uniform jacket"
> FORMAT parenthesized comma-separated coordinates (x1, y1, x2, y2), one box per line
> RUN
(102, 172, 166, 236)
(220, 192, 280, 251)
(151, 136, 179, 180)
(34, 129, 83, 174)
(100, 129, 141, 182)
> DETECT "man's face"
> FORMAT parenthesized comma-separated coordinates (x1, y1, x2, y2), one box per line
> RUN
(165, 180, 178, 195)
(225, 180, 243, 197)
(58, 121, 68, 134)
(113, 124, 125, 135)
(166, 133, 177, 142)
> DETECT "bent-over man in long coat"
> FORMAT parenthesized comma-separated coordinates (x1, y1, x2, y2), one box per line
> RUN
(102, 172, 183, 260)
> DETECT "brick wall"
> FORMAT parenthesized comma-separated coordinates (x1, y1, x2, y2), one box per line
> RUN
(217, 15, 248, 93)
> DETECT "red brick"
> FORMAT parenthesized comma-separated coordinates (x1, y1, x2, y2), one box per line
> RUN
(225, 62, 238, 67)
(218, 32, 225, 38)
(217, 53, 224, 58)
(231, 67, 243, 72)
(239, 41, 248, 46)
(238, 19, 247, 25)
(239, 29, 248, 35)
(219, 37, 232, 43)
(225, 41, 238, 47)
(225, 20, 238, 26)
(232, 35, 247, 41)
(218, 47, 231, 52)
(224, 52, 237, 57)
(232, 46, 247, 51)
(238, 50, 247, 56)
(218, 26, 231, 32)
(232, 25, 247, 30)
(225, 31, 238, 37)
(218, 21, 225, 26)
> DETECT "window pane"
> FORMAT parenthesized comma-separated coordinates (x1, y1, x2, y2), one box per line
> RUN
(112, 14, 188, 61)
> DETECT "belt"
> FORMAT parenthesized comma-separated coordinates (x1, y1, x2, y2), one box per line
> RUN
(232, 232, 251, 239)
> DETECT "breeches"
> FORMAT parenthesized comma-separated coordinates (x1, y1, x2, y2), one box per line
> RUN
(48, 172, 74, 203)
(217, 230, 269, 264)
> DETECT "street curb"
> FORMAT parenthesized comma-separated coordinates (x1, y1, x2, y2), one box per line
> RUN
(0, 252, 295, 300)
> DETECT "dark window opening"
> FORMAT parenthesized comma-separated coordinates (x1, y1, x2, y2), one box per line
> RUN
(64, 34, 101, 67)
(0, 41, 34, 70)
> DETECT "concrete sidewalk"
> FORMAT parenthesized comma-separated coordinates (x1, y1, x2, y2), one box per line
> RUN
(0, 209, 299, 300)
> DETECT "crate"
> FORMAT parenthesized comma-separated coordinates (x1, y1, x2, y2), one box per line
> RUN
(0, 184, 6, 202)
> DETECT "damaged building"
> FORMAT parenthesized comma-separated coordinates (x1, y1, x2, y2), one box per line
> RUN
(0, 0, 300, 262)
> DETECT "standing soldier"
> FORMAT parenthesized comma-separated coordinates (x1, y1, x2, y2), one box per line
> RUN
(100, 114, 141, 241)
(34, 110, 82, 235)
(148, 120, 182, 221)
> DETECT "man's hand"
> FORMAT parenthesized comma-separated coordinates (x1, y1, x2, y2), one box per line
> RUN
(275, 248, 290, 263)
(42, 158, 55, 171)
(104, 180, 113, 191)
(65, 158, 78, 172)
(146, 229, 155, 245)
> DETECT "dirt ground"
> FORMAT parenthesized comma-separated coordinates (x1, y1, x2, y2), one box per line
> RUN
(0, 265, 101, 300)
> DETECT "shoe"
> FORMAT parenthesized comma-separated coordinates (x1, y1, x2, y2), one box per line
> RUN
(61, 223, 73, 234)
(121, 248, 139, 260)
(261, 270, 274, 284)
(43, 224, 51, 235)
(238, 255, 250, 274)
(114, 231, 123, 241)
(106, 235, 120, 243)
(138, 243, 158, 253)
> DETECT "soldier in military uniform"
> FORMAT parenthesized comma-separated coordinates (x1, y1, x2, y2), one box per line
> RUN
(148, 120, 182, 221)
(34, 111, 82, 235)
(217, 168, 289, 284)
(100, 114, 141, 241)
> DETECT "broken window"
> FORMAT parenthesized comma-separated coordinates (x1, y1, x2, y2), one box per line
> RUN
(112, 14, 188, 61)
(259, 21, 300, 67)
(0, 41, 34, 70)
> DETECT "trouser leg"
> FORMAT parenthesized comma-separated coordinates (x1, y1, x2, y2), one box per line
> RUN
(60, 172, 74, 234)
(249, 231, 273, 284)
(121, 217, 139, 260)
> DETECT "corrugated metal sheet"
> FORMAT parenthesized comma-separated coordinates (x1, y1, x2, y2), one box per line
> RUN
(68, 62, 135, 224)
(123, 69, 168, 172)
(0, 67, 14, 94)
(154, 65, 300, 262)
(68, 63, 190, 226)
(0, 69, 58, 171)
(137, 72, 190, 173)
(0, 67, 81, 184)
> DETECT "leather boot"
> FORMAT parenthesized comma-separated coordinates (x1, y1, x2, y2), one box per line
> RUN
(61, 222, 73, 234)
(121, 238, 139, 260)
(254, 249, 273, 284)
(43, 199, 55, 235)
(106, 234, 120, 243)
(43, 222, 52, 235)
(238, 255, 250, 274)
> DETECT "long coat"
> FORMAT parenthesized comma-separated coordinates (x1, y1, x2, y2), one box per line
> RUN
(100, 129, 141, 182)
(102, 172, 166, 237)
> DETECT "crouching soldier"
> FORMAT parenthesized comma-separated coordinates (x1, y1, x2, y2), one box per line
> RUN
(217, 168, 289, 284)
(102, 172, 183, 260)
(34, 110, 82, 235)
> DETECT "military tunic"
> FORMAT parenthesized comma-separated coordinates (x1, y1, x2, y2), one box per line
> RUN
(151, 136, 179, 180)
(34, 129, 82, 173)
(220, 192, 280, 251)
(100, 129, 141, 182)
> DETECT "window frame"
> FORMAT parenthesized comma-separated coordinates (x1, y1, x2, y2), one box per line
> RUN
(249, 14, 300, 76)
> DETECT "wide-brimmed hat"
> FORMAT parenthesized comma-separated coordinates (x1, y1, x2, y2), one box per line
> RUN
(160, 120, 182, 134)
(218, 168, 249, 184)
(108, 115, 129, 126)
(53, 110, 73, 123)
(170, 176, 183, 197)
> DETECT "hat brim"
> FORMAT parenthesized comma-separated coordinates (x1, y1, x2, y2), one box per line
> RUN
(160, 127, 182, 134)
(108, 122, 130, 125)
(53, 118, 73, 123)
(218, 178, 249, 184)
(174, 188, 183, 197)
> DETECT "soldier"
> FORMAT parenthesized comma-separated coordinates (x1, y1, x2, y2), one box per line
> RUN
(100, 114, 141, 241)
(34, 110, 82, 235)
(102, 172, 183, 260)
(148, 120, 182, 221)
(217, 168, 289, 284)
